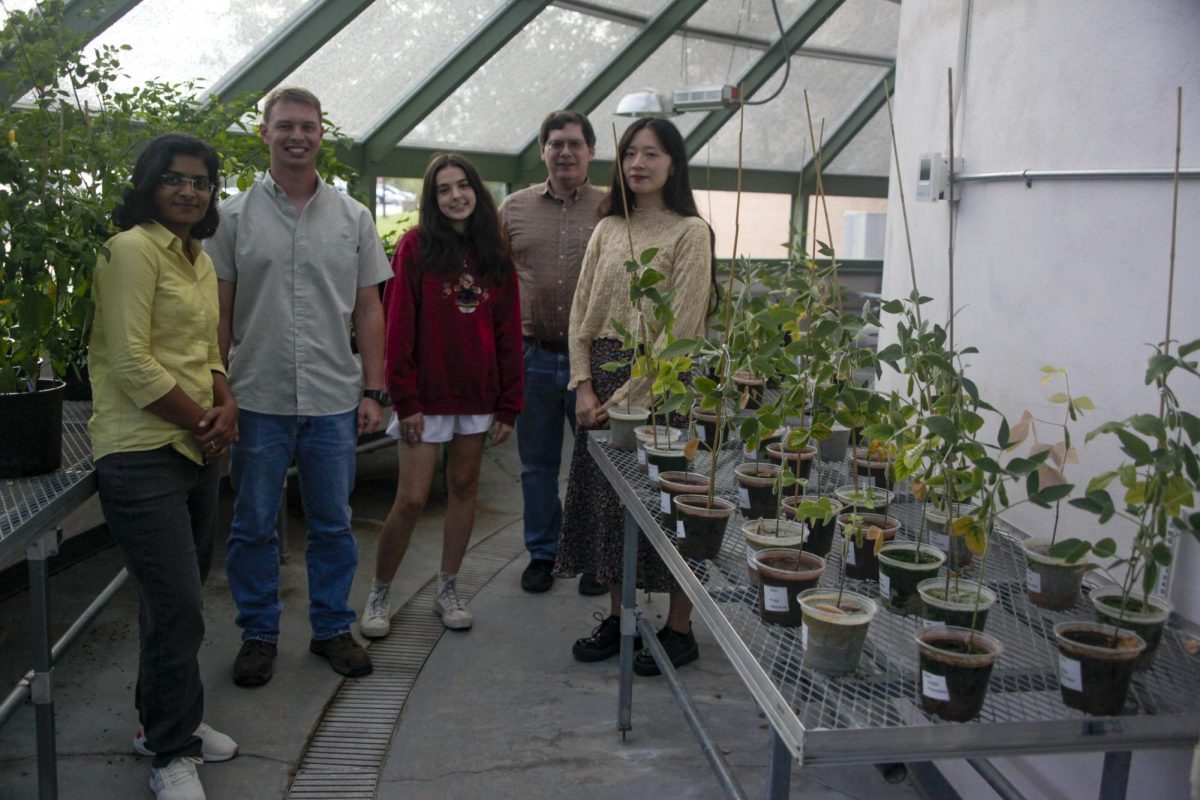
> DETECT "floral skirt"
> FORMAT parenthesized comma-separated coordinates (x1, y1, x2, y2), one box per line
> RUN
(554, 339, 678, 593)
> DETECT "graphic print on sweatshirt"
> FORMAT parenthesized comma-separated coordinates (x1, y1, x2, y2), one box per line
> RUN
(442, 272, 489, 314)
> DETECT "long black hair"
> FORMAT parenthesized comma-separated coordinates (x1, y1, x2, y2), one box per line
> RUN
(601, 118, 718, 311)
(418, 153, 511, 284)
(113, 133, 220, 239)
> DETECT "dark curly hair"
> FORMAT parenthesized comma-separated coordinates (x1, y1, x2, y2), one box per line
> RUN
(113, 133, 220, 240)
(417, 153, 511, 284)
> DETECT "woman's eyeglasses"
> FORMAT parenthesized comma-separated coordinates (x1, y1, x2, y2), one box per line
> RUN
(160, 172, 216, 193)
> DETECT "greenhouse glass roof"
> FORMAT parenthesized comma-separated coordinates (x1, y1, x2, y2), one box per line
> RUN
(1, 0, 900, 193)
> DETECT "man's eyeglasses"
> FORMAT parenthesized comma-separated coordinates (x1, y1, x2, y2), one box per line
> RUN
(544, 139, 587, 153)
(160, 172, 216, 193)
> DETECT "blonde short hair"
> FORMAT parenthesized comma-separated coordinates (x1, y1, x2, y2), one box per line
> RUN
(263, 86, 322, 124)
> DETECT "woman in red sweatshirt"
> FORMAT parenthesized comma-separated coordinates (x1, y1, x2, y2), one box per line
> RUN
(363, 154, 523, 635)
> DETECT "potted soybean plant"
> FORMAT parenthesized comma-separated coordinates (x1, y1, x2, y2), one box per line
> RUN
(1049, 339, 1198, 711)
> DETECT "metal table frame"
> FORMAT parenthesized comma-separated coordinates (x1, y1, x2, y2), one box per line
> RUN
(590, 432, 1200, 800)
(1, 402, 99, 800)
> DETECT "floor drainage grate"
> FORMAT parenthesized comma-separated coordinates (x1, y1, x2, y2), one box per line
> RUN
(285, 526, 525, 800)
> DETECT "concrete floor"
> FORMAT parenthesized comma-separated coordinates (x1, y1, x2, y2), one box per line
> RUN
(0, 432, 922, 800)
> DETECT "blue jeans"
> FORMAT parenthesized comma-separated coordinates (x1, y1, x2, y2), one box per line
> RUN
(227, 410, 358, 642)
(97, 446, 218, 767)
(516, 342, 576, 562)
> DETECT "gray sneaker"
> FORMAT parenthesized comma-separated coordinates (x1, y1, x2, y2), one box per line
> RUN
(360, 580, 391, 639)
(434, 572, 473, 630)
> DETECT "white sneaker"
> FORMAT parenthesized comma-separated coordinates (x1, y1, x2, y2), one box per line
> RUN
(149, 755, 205, 800)
(135, 722, 238, 762)
(360, 579, 392, 639)
(434, 573, 473, 630)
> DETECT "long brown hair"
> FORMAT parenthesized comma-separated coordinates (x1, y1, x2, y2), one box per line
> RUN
(418, 153, 511, 283)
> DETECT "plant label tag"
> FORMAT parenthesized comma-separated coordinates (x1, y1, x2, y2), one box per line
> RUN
(745, 546, 757, 569)
(922, 671, 950, 701)
(763, 585, 789, 612)
(801, 623, 809, 650)
(846, 546, 857, 566)
(676, 519, 686, 539)
(1059, 654, 1083, 692)
(739, 486, 751, 508)
(660, 491, 671, 514)
(1026, 568, 1041, 593)
(931, 531, 950, 550)
(697, 425, 706, 443)
(919, 617, 938, 628)
(648, 463, 660, 482)
(637, 447, 647, 465)
(879, 572, 891, 599)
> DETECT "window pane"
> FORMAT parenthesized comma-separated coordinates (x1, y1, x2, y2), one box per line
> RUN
(698, 190, 792, 260)
(403, 7, 638, 152)
(825, 107, 890, 175)
(281, 0, 503, 137)
(805, 195, 888, 259)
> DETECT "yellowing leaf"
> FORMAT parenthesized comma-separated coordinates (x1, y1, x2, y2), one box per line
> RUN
(683, 439, 700, 460)
(964, 519, 989, 556)
(950, 515, 973, 538)
(871, 526, 887, 556)
(1074, 396, 1096, 411)
(911, 481, 928, 502)
(1048, 392, 1070, 404)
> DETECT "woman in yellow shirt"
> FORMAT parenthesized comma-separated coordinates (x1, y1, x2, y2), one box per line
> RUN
(89, 133, 238, 800)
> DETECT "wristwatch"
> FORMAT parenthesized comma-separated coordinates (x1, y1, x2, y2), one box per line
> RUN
(362, 388, 389, 404)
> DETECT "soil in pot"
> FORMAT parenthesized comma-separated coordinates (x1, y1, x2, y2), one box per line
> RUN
(1091, 588, 1173, 671)
(1024, 539, 1091, 611)
(833, 484, 895, 514)
(836, 513, 899, 581)
(877, 543, 946, 615)
(735, 462, 780, 520)
(924, 504, 975, 570)
(781, 496, 842, 558)
(1053, 622, 1145, 716)
(918, 578, 996, 632)
(851, 447, 894, 491)
(0, 378, 66, 478)
(799, 589, 879, 675)
(644, 443, 689, 488)
(658, 471, 709, 529)
(915, 626, 1003, 722)
(766, 442, 816, 480)
(608, 406, 650, 451)
(817, 426, 851, 462)
(742, 518, 807, 585)
(673, 494, 735, 561)
(755, 549, 825, 627)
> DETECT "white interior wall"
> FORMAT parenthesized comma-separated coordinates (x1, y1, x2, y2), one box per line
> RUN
(879, 2, 1200, 797)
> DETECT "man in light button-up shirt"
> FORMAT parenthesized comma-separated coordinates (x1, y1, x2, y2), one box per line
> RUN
(209, 86, 390, 686)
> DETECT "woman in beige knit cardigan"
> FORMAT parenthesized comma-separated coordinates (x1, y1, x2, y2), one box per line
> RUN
(554, 118, 715, 675)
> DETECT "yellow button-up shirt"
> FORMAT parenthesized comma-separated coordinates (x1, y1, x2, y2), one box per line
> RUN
(88, 221, 225, 465)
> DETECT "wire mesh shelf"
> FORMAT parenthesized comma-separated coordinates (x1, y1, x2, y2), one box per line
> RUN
(591, 431, 1200, 765)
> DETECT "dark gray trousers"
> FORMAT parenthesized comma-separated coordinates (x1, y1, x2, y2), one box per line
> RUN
(96, 446, 218, 767)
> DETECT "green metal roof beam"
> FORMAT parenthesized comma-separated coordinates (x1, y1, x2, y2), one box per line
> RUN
(515, 0, 707, 173)
(799, 68, 895, 190)
(361, 0, 552, 165)
(684, 0, 847, 159)
(2, 0, 142, 107)
(206, 0, 376, 105)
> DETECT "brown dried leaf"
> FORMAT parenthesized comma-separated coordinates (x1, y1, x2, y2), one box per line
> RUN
(872, 526, 887, 556)
(1063, 445, 1079, 465)
(1038, 463, 1067, 488)
(1008, 410, 1033, 449)
(683, 438, 700, 460)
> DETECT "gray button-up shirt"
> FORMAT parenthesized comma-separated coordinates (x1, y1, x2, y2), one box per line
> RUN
(207, 172, 391, 416)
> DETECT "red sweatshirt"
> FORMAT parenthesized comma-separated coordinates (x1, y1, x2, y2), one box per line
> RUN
(384, 228, 524, 426)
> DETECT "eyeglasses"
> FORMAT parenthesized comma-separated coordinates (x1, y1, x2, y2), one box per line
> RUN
(160, 172, 216, 193)
(544, 139, 588, 153)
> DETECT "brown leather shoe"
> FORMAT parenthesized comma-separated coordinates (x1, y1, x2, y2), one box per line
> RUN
(309, 633, 373, 678)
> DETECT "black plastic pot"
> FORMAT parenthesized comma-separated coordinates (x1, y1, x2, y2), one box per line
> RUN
(877, 543, 945, 615)
(657, 471, 709, 529)
(1053, 622, 1145, 716)
(733, 373, 764, 409)
(781, 496, 842, 558)
(644, 443, 689, 488)
(673, 495, 735, 561)
(836, 513, 899, 581)
(742, 519, 807, 585)
(851, 448, 894, 491)
(734, 462, 780, 520)
(692, 406, 723, 452)
(766, 442, 816, 480)
(917, 579, 996, 632)
(1090, 588, 1172, 671)
(754, 549, 825, 627)
(915, 626, 1003, 722)
(0, 379, 66, 478)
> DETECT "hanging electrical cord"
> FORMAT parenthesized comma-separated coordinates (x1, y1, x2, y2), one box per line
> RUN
(747, 0, 791, 105)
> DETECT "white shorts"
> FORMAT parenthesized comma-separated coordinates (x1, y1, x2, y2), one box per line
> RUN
(386, 413, 494, 444)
